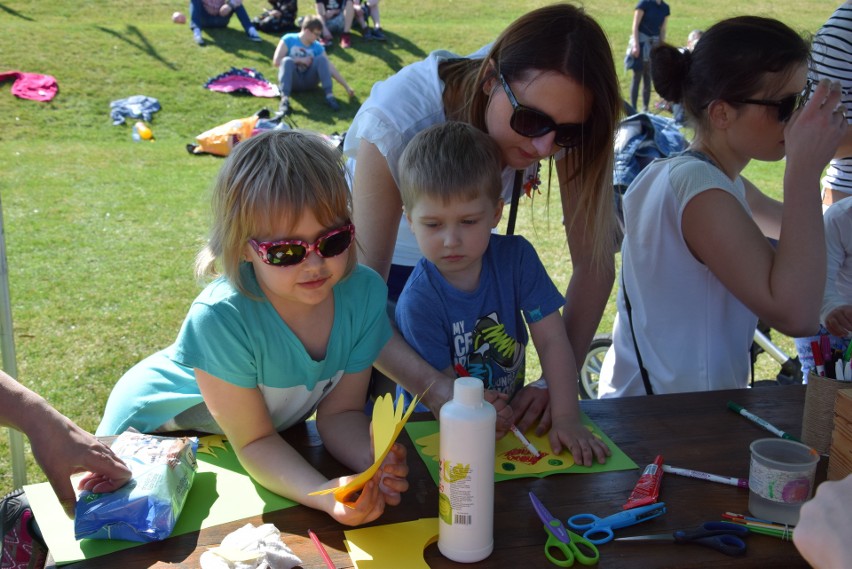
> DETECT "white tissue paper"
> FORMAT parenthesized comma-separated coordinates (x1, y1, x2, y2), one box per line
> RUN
(199, 523, 302, 569)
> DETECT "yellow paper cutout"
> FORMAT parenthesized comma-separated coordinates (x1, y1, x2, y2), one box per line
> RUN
(414, 425, 601, 476)
(197, 434, 228, 457)
(344, 517, 438, 569)
(310, 392, 420, 503)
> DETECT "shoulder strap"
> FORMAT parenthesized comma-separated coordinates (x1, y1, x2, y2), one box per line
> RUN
(506, 170, 522, 235)
(621, 273, 654, 395)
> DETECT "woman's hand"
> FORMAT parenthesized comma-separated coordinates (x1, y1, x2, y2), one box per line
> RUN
(484, 390, 513, 438)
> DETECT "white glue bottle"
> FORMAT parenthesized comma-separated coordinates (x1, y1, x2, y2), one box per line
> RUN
(437, 376, 496, 563)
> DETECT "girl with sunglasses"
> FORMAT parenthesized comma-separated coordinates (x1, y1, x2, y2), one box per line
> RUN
(98, 130, 408, 526)
(598, 17, 847, 398)
(344, 3, 621, 435)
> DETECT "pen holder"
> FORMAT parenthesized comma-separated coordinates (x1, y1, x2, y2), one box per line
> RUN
(801, 371, 852, 454)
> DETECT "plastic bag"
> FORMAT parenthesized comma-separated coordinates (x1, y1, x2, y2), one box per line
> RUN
(74, 431, 198, 542)
(187, 113, 261, 156)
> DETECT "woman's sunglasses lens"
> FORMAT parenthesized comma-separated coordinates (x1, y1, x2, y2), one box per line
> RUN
(267, 244, 307, 266)
(511, 109, 553, 138)
(319, 231, 353, 257)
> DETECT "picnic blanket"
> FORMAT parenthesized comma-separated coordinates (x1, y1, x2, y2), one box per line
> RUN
(0, 71, 58, 102)
(205, 67, 280, 98)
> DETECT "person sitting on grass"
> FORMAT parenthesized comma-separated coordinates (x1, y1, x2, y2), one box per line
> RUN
(272, 15, 355, 115)
(394, 121, 611, 466)
(355, 0, 386, 41)
(189, 0, 263, 46)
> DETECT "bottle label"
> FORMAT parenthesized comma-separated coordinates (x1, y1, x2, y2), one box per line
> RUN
(439, 459, 474, 526)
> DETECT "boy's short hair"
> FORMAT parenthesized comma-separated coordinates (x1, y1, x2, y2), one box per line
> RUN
(302, 14, 324, 33)
(398, 121, 503, 212)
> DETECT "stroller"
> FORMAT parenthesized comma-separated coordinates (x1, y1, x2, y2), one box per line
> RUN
(578, 112, 802, 399)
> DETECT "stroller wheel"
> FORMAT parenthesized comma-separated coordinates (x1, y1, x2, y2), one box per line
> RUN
(580, 334, 612, 399)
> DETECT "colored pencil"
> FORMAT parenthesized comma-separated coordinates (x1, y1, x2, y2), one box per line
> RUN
(308, 529, 336, 569)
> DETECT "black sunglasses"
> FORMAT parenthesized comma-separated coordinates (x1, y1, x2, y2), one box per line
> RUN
(732, 91, 807, 123)
(498, 73, 585, 148)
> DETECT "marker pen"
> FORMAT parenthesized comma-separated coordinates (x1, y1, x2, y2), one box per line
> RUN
(811, 341, 825, 377)
(820, 335, 832, 363)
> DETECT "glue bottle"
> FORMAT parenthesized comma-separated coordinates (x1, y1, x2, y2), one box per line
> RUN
(438, 376, 496, 563)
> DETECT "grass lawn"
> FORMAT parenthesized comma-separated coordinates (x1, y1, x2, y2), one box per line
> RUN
(0, 0, 839, 488)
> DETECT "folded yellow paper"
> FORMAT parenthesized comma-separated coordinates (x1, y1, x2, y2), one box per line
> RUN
(310, 392, 421, 503)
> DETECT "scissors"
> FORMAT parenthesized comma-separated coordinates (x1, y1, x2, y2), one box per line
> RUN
(614, 521, 748, 556)
(529, 492, 600, 567)
(566, 502, 667, 544)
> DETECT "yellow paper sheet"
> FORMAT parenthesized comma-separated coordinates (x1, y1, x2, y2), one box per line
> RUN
(311, 392, 419, 502)
(344, 517, 439, 569)
(25, 435, 296, 565)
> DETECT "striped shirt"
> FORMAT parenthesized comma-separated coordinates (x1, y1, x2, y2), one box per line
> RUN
(810, 3, 852, 194)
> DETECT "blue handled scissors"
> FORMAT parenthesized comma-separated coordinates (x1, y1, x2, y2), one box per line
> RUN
(529, 492, 600, 567)
(566, 502, 667, 544)
(614, 521, 748, 556)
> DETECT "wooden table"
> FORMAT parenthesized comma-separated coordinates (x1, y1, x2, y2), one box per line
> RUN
(58, 385, 818, 568)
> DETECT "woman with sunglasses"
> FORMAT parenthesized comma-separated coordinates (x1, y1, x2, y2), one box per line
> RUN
(98, 130, 409, 526)
(597, 17, 847, 398)
(343, 3, 620, 434)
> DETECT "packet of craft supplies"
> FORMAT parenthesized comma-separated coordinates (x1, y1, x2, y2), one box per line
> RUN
(74, 431, 198, 542)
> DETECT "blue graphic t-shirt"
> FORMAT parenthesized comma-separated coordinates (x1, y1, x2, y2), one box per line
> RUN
(395, 234, 564, 405)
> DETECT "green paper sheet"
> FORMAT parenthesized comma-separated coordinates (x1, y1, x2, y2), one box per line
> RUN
(405, 412, 637, 485)
(25, 435, 297, 565)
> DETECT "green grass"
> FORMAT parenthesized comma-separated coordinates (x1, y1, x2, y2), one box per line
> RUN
(0, 0, 838, 489)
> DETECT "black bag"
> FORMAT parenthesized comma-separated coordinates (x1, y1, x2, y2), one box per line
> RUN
(252, 0, 298, 34)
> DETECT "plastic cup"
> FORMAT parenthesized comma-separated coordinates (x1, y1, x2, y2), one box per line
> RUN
(748, 438, 819, 525)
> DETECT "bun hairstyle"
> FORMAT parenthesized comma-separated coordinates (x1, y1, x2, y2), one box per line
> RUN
(650, 16, 810, 127)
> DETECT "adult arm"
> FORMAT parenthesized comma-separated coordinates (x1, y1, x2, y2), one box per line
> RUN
(630, 9, 644, 57)
(822, 204, 852, 336)
(0, 370, 131, 517)
(315, 1, 333, 39)
(195, 368, 391, 526)
(326, 57, 355, 97)
(558, 172, 616, 375)
(681, 80, 846, 336)
(793, 474, 852, 568)
(743, 176, 783, 240)
(272, 39, 289, 68)
(659, 14, 668, 43)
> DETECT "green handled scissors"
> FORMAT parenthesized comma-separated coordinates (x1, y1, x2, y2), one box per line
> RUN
(530, 492, 600, 567)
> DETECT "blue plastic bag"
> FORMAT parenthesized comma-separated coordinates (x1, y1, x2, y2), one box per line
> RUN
(74, 432, 198, 542)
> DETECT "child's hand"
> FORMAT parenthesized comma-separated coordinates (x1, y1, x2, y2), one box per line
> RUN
(322, 477, 387, 526)
(825, 305, 852, 338)
(508, 383, 550, 435)
(549, 416, 611, 467)
(377, 443, 409, 506)
(484, 389, 513, 438)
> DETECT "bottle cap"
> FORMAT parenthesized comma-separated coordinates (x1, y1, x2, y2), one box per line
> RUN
(453, 376, 484, 407)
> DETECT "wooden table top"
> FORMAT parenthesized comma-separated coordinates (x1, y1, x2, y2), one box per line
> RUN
(57, 385, 816, 568)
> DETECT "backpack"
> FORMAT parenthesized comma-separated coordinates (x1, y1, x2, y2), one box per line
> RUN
(252, 0, 298, 34)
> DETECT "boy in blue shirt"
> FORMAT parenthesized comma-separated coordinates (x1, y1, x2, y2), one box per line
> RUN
(394, 122, 610, 466)
(272, 15, 355, 115)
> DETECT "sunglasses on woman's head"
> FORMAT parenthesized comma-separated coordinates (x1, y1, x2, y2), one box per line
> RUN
(498, 73, 585, 148)
(249, 223, 354, 267)
(733, 90, 807, 123)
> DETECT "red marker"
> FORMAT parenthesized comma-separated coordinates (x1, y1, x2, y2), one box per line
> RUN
(810, 340, 825, 377)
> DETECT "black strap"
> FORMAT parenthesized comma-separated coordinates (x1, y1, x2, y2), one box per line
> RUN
(622, 273, 654, 395)
(506, 170, 523, 235)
